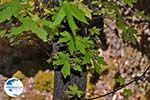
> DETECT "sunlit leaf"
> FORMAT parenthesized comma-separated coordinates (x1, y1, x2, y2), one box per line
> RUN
(67, 84, 84, 98)
(123, 0, 137, 7)
(116, 76, 125, 85)
(82, 51, 91, 65)
(73, 64, 82, 72)
(123, 88, 132, 97)
(53, 52, 71, 78)
(61, 61, 70, 78)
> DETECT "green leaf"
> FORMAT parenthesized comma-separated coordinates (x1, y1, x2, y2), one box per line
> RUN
(63, 2, 78, 34)
(59, 32, 93, 55)
(59, 31, 76, 54)
(123, 88, 132, 97)
(53, 52, 70, 65)
(75, 36, 93, 54)
(116, 20, 128, 31)
(59, 31, 71, 42)
(97, 57, 106, 65)
(73, 64, 82, 72)
(0, 0, 22, 23)
(135, 11, 145, 17)
(61, 61, 70, 78)
(53, 52, 70, 78)
(67, 84, 84, 98)
(82, 51, 91, 65)
(40, 19, 52, 26)
(52, 1, 88, 34)
(32, 26, 48, 41)
(69, 84, 78, 91)
(67, 39, 76, 55)
(75, 39, 86, 54)
(53, 58, 64, 65)
(82, 37, 94, 47)
(122, 27, 137, 44)
(88, 26, 101, 35)
(77, 3, 92, 19)
(91, 56, 106, 74)
(116, 76, 125, 85)
(101, 2, 119, 18)
(50, 7, 66, 28)
(9, 17, 48, 41)
(9, 26, 25, 37)
(123, 0, 137, 7)
(69, 3, 88, 24)
(93, 60, 102, 74)
(74, 58, 81, 63)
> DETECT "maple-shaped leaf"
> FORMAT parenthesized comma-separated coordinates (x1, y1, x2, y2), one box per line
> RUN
(0, 0, 25, 23)
(53, 52, 71, 78)
(75, 36, 93, 54)
(123, 0, 137, 7)
(51, 1, 88, 34)
(9, 17, 48, 41)
(59, 31, 76, 55)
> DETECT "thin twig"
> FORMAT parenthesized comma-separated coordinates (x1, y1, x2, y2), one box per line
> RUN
(86, 65, 150, 100)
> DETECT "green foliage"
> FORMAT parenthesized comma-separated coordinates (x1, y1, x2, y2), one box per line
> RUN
(0, 0, 22, 23)
(34, 70, 54, 92)
(9, 17, 50, 41)
(73, 64, 82, 72)
(74, 1, 92, 19)
(53, 52, 70, 78)
(0, 0, 53, 42)
(0, 0, 146, 97)
(123, 0, 137, 7)
(101, 1, 119, 19)
(92, 56, 106, 74)
(66, 84, 84, 98)
(115, 76, 125, 85)
(122, 88, 132, 99)
(96, 0, 138, 44)
(52, 1, 88, 34)
(88, 26, 101, 35)
(75, 36, 93, 54)
(58, 31, 76, 55)
(116, 18, 137, 44)
(122, 27, 137, 44)
(59, 31, 94, 55)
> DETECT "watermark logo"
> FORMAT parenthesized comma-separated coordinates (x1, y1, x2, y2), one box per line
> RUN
(4, 78, 24, 97)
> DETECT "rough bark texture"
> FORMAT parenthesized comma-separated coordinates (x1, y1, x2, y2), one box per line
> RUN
(53, 69, 87, 100)
(136, 0, 150, 14)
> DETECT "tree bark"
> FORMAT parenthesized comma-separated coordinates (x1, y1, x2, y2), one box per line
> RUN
(53, 68, 87, 100)
(135, 0, 150, 14)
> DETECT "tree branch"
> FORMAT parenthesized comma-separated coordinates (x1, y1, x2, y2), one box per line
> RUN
(86, 65, 150, 100)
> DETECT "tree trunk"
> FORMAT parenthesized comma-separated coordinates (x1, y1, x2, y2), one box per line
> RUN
(135, 0, 150, 14)
(53, 68, 87, 100)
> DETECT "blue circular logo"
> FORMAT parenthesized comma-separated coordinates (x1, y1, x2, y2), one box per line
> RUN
(4, 78, 24, 97)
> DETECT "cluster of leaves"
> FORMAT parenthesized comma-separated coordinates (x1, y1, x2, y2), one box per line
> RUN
(0, 0, 146, 98)
(0, 0, 53, 42)
(115, 76, 132, 99)
(92, 0, 146, 44)
(51, 1, 106, 78)
(66, 84, 84, 98)
(0, 1, 106, 96)
(122, 88, 132, 99)
(0, 0, 143, 77)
